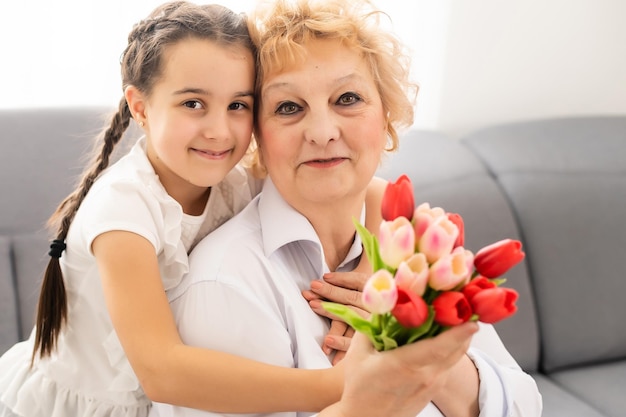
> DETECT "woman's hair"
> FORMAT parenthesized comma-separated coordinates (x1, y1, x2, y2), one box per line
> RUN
(32, 1, 255, 362)
(246, 0, 418, 159)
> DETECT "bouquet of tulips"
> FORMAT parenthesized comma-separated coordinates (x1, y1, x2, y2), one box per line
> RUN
(323, 174, 524, 351)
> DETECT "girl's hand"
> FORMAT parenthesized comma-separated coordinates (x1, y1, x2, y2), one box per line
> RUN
(303, 271, 370, 364)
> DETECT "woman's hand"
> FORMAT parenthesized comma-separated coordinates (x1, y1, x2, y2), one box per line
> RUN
(320, 322, 479, 417)
(303, 271, 370, 364)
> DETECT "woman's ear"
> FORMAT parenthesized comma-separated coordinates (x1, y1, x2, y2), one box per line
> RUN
(124, 85, 147, 127)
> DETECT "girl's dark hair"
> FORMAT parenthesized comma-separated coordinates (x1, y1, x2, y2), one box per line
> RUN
(32, 1, 255, 362)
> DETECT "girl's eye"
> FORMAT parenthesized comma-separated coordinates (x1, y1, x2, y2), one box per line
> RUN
(275, 101, 301, 115)
(338, 92, 362, 105)
(228, 102, 249, 111)
(183, 100, 204, 110)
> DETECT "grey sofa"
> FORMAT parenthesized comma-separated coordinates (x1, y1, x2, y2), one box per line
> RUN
(1, 108, 625, 416)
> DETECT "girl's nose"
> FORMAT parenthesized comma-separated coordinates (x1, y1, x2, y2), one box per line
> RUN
(203, 109, 230, 141)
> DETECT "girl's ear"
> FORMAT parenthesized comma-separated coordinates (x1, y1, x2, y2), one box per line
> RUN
(124, 85, 147, 127)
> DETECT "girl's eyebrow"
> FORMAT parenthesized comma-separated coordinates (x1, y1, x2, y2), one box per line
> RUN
(172, 87, 255, 98)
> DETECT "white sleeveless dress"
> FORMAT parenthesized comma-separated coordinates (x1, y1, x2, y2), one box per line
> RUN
(0, 137, 262, 417)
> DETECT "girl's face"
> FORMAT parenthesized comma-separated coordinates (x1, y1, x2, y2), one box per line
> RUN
(257, 38, 387, 211)
(140, 38, 254, 197)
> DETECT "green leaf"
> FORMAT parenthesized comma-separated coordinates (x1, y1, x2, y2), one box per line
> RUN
(378, 333, 399, 351)
(353, 218, 387, 272)
(321, 302, 378, 336)
(491, 277, 507, 286)
(323, 302, 394, 350)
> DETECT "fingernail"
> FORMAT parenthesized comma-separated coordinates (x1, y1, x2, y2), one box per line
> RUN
(309, 299, 321, 309)
(323, 337, 334, 353)
(311, 280, 323, 290)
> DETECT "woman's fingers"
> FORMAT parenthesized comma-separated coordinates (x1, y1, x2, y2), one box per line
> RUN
(325, 326, 355, 365)
(322, 271, 368, 291)
(309, 273, 367, 310)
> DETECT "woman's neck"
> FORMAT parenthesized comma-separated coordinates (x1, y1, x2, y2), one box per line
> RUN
(298, 199, 364, 272)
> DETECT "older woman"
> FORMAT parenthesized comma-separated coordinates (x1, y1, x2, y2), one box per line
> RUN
(154, 0, 542, 416)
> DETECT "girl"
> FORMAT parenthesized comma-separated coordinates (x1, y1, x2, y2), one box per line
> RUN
(0, 2, 388, 416)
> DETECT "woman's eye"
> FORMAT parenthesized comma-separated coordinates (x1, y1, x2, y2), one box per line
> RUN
(275, 101, 301, 115)
(338, 92, 362, 105)
(183, 100, 204, 110)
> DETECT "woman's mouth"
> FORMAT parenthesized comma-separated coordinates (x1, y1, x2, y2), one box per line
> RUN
(302, 157, 347, 168)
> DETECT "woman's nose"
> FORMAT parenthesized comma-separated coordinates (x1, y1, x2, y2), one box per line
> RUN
(303, 108, 340, 146)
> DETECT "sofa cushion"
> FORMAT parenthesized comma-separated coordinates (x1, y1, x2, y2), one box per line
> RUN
(461, 116, 626, 372)
(549, 360, 626, 417)
(378, 129, 541, 372)
(534, 373, 608, 417)
(12, 233, 50, 339)
(0, 107, 138, 235)
(0, 236, 20, 355)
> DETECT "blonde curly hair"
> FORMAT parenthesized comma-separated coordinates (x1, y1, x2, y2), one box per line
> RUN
(245, 0, 418, 175)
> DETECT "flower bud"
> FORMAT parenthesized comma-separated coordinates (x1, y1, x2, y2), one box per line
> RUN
(432, 291, 472, 326)
(418, 215, 459, 263)
(379, 217, 415, 269)
(395, 253, 429, 296)
(381, 174, 414, 221)
(470, 287, 519, 324)
(474, 239, 525, 278)
(429, 247, 474, 291)
(446, 212, 465, 248)
(391, 288, 429, 328)
(362, 270, 398, 314)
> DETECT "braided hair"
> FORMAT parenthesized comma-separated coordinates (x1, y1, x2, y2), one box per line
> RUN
(32, 1, 255, 362)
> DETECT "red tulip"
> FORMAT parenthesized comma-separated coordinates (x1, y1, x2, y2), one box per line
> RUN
(391, 288, 429, 328)
(462, 276, 496, 302)
(470, 287, 519, 324)
(381, 174, 415, 221)
(432, 291, 472, 326)
(446, 212, 465, 248)
(474, 239, 525, 278)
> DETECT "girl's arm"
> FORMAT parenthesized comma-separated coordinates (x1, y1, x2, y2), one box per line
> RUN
(93, 230, 343, 413)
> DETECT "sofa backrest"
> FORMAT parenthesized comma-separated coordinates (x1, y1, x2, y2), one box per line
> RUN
(0, 107, 138, 353)
(378, 129, 541, 372)
(461, 116, 626, 373)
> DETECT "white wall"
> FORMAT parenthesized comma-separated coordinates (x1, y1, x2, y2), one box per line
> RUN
(436, 0, 626, 136)
(1, 0, 624, 136)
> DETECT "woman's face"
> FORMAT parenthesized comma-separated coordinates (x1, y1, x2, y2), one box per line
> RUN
(257, 38, 387, 210)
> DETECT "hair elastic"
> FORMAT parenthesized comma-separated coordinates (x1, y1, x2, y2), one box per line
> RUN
(48, 239, 67, 259)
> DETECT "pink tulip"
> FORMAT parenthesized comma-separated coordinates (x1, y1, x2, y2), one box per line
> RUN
(429, 247, 474, 291)
(362, 270, 398, 314)
(381, 174, 415, 221)
(378, 217, 415, 269)
(418, 215, 459, 263)
(395, 253, 429, 296)
(474, 239, 525, 278)
(412, 203, 446, 240)
(391, 288, 429, 328)
(446, 212, 465, 248)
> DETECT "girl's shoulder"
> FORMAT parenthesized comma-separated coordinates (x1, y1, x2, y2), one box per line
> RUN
(217, 164, 264, 207)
